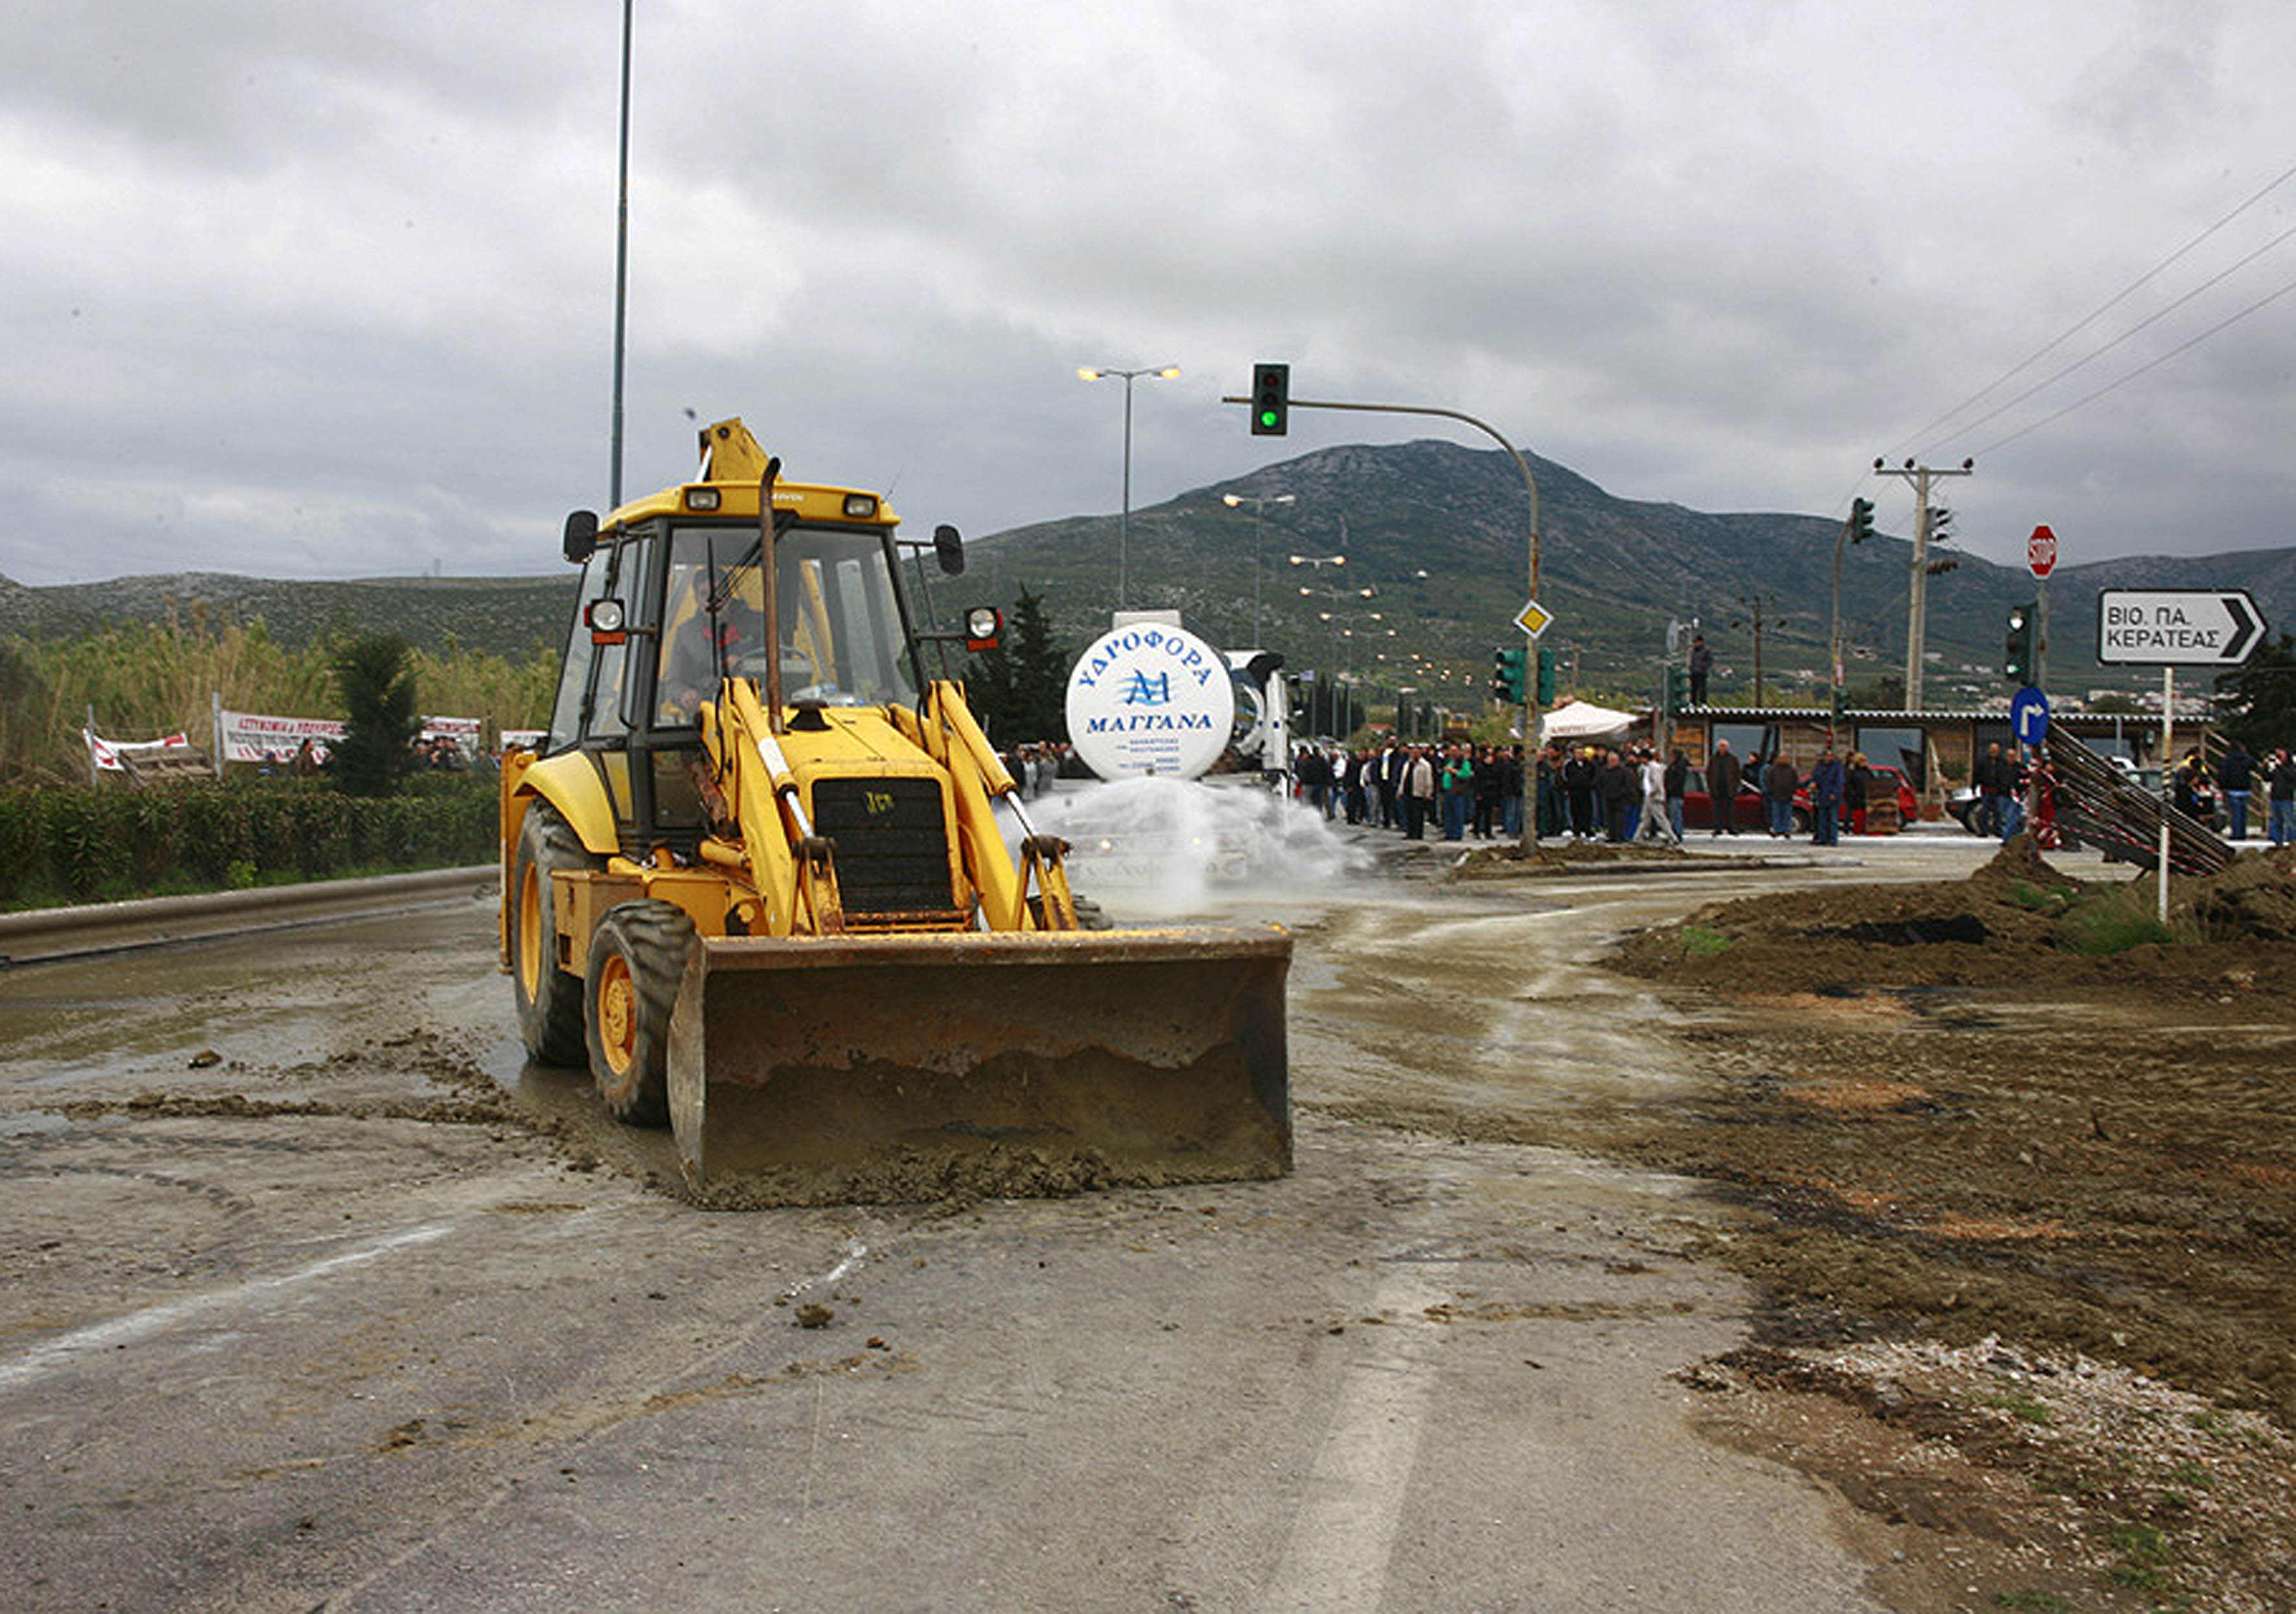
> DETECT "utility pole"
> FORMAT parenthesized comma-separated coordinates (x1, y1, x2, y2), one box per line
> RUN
(1873, 458, 1973, 712)
(1734, 594, 1768, 707)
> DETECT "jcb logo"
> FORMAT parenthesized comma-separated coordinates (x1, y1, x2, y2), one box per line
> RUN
(863, 790, 896, 817)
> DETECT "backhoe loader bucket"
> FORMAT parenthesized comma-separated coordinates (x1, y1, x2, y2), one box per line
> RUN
(666, 926, 1291, 1205)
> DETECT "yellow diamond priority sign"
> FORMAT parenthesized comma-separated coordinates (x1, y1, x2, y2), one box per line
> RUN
(1513, 598, 1553, 639)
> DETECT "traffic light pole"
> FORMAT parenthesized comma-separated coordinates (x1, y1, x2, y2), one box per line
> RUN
(1222, 391, 1543, 852)
(1828, 500, 1873, 747)
(1874, 461, 1973, 711)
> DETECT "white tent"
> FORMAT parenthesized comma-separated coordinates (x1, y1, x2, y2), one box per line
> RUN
(1539, 699, 1635, 743)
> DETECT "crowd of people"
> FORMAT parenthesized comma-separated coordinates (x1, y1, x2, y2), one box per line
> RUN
(1296, 736, 1892, 848)
(2173, 740, 2296, 845)
(1292, 739, 1725, 845)
(998, 740, 1083, 799)
(1004, 728, 2296, 852)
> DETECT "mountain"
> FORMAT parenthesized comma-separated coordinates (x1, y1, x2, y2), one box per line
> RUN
(0, 572, 577, 661)
(944, 440, 2296, 710)
(3, 441, 2288, 708)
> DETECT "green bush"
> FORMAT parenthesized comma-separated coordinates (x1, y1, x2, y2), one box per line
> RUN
(0, 775, 498, 911)
(2057, 887, 2181, 956)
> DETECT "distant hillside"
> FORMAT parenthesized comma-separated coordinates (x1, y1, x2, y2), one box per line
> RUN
(5, 441, 2288, 709)
(0, 572, 576, 661)
(948, 441, 2296, 709)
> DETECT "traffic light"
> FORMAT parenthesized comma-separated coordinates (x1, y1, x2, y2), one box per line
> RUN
(1850, 497, 1875, 544)
(1492, 646, 1526, 702)
(1665, 665, 1689, 710)
(1535, 648, 1557, 705)
(1249, 362, 1290, 437)
(2004, 600, 2035, 683)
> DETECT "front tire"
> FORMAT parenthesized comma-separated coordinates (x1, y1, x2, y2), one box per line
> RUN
(584, 900, 696, 1127)
(511, 802, 596, 1067)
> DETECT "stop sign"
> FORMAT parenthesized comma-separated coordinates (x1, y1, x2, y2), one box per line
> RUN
(2027, 524, 2058, 579)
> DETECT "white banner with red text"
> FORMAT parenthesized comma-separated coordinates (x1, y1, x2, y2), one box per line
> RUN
(84, 729, 193, 773)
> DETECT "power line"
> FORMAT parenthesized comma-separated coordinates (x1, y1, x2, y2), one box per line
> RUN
(1889, 159, 2296, 458)
(1921, 215, 2296, 457)
(1971, 267, 2296, 458)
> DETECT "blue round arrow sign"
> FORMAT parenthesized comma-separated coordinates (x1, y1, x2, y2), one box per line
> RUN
(2011, 685, 2050, 747)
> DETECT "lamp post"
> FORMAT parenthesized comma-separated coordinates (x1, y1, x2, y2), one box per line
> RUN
(608, 0, 634, 508)
(1076, 364, 1180, 611)
(1222, 491, 1294, 647)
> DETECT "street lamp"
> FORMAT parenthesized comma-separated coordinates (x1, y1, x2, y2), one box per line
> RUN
(1076, 364, 1181, 611)
(1222, 491, 1295, 648)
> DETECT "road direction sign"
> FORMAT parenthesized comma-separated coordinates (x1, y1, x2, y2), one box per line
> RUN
(2027, 524, 2058, 579)
(1514, 598, 1553, 639)
(2096, 589, 2268, 666)
(2011, 685, 2050, 747)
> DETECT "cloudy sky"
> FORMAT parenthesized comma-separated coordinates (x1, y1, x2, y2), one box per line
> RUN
(6, 0, 2294, 588)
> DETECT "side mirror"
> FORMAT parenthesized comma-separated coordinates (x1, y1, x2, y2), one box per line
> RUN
(563, 510, 599, 564)
(934, 523, 965, 576)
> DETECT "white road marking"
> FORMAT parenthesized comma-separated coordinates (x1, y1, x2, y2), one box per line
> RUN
(1258, 1245, 1458, 1611)
(0, 1221, 457, 1396)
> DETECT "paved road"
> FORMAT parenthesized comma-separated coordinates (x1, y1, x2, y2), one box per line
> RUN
(0, 833, 2034, 1611)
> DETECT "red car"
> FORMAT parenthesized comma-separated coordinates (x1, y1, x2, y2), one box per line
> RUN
(1677, 762, 1918, 834)
(1676, 766, 1769, 832)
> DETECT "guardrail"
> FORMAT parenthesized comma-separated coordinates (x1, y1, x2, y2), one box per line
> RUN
(0, 866, 496, 968)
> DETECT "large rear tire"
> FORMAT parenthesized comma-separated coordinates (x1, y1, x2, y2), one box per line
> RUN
(511, 802, 596, 1068)
(584, 899, 696, 1128)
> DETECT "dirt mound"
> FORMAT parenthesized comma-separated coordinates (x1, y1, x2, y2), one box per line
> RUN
(2172, 844, 2296, 940)
(1612, 838, 2296, 997)
(1577, 837, 2296, 1437)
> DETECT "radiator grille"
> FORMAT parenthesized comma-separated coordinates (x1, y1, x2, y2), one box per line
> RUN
(809, 777, 958, 916)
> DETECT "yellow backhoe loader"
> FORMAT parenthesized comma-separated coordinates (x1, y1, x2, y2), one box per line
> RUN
(499, 419, 1290, 1204)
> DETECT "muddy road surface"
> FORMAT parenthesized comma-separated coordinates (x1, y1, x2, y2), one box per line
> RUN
(2, 830, 2291, 1610)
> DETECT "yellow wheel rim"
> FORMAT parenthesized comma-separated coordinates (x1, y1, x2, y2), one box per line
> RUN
(597, 954, 636, 1076)
(518, 863, 544, 996)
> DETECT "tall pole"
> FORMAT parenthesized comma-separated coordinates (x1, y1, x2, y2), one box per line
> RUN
(1119, 375, 1133, 609)
(1907, 470, 1930, 708)
(1829, 514, 1852, 745)
(609, 0, 632, 509)
(1874, 458, 1973, 712)
(1737, 594, 1768, 706)
(1079, 365, 1180, 614)
(1223, 491, 1295, 646)
(2159, 666, 2175, 925)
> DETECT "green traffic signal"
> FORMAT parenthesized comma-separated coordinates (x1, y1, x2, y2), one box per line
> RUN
(1536, 648, 1556, 705)
(1850, 497, 1875, 544)
(1250, 362, 1290, 437)
(1491, 646, 1527, 702)
(2003, 600, 2035, 683)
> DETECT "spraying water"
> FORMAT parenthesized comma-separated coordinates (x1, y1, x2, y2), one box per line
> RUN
(1014, 777, 1371, 922)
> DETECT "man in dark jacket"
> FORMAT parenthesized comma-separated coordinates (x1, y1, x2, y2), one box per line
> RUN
(2267, 747, 2295, 847)
(1563, 746, 1598, 839)
(1708, 740, 1742, 835)
(1809, 745, 1845, 846)
(1598, 747, 1637, 841)
(2219, 740, 2257, 841)
(1664, 748, 1689, 841)
(1765, 754, 1800, 837)
(1973, 742, 2015, 838)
